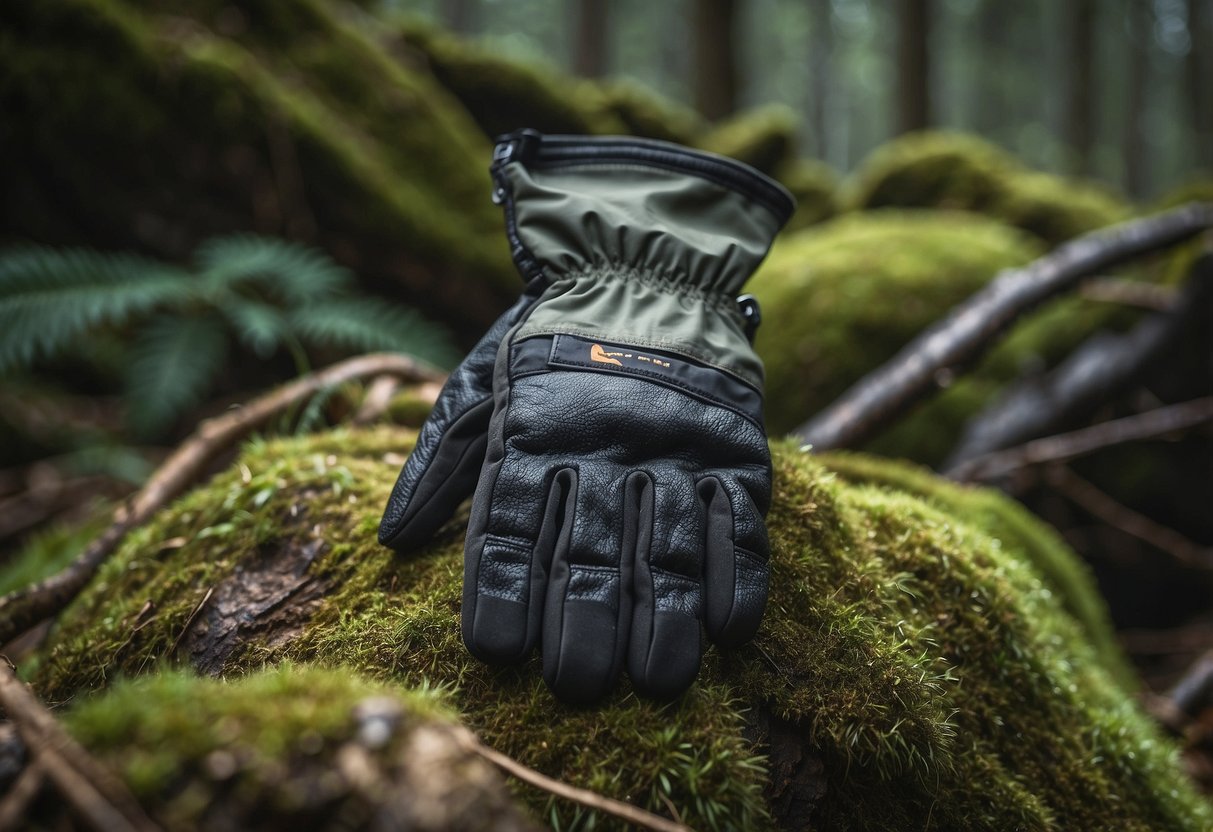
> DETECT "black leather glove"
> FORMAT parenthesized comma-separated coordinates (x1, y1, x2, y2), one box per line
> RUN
(380, 130, 793, 703)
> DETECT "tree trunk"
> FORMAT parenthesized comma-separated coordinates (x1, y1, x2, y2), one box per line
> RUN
(1189, 0, 1213, 170)
(1065, 0, 1097, 175)
(974, 0, 1010, 137)
(571, 0, 610, 79)
(807, 0, 833, 159)
(895, 0, 931, 134)
(1123, 2, 1151, 199)
(692, 0, 739, 121)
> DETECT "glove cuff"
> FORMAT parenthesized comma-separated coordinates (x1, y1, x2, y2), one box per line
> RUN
(491, 130, 794, 295)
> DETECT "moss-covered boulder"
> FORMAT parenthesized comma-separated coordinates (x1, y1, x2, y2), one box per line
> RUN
(18, 426, 1209, 830)
(697, 104, 800, 175)
(775, 158, 841, 232)
(0, 0, 516, 338)
(847, 132, 1131, 246)
(749, 210, 1146, 463)
(58, 666, 537, 830)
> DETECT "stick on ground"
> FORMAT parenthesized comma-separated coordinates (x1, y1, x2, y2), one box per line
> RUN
(0, 353, 445, 646)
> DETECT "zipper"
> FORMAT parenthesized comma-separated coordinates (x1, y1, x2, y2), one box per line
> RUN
(491, 129, 794, 225)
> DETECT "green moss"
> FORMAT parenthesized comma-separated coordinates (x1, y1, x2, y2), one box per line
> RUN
(752, 210, 1043, 436)
(697, 104, 799, 175)
(30, 427, 1211, 830)
(774, 158, 840, 232)
(816, 451, 1134, 689)
(596, 80, 704, 145)
(62, 665, 467, 829)
(0, 0, 517, 331)
(848, 132, 1132, 246)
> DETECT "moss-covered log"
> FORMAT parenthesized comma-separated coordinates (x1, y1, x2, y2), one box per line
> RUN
(10, 426, 1209, 830)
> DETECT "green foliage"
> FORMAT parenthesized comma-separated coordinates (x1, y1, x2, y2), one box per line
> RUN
(25, 428, 1212, 830)
(847, 131, 1130, 246)
(0, 236, 456, 436)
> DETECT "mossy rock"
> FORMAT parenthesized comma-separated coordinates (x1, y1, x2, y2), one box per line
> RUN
(751, 211, 1042, 439)
(750, 210, 1144, 464)
(697, 104, 800, 176)
(18, 427, 1210, 830)
(392, 21, 702, 147)
(774, 158, 840, 232)
(58, 665, 537, 830)
(848, 132, 1131, 247)
(0, 0, 516, 339)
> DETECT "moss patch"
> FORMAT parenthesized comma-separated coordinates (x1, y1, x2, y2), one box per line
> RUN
(847, 131, 1130, 247)
(28, 427, 1211, 830)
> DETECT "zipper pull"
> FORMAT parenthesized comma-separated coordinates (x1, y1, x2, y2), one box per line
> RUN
(491, 130, 542, 204)
(737, 294, 762, 343)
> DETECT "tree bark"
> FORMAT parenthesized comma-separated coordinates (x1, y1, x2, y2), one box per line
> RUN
(895, 0, 931, 134)
(1065, 0, 1097, 175)
(572, 0, 610, 79)
(1189, 0, 1213, 170)
(693, 0, 739, 121)
(1124, 1, 1151, 199)
(807, 0, 833, 159)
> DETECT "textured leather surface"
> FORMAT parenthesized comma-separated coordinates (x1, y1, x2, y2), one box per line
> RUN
(378, 289, 539, 551)
(462, 361, 771, 703)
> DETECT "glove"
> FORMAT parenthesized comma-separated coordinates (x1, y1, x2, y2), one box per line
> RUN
(379, 129, 793, 703)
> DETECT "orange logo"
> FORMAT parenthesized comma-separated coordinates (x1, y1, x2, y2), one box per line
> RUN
(590, 344, 623, 366)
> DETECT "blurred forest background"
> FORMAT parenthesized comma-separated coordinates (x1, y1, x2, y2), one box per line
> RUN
(1, 0, 1212, 789)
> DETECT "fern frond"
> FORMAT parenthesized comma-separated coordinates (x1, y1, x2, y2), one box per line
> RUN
(215, 297, 289, 358)
(288, 298, 458, 367)
(195, 235, 351, 303)
(124, 314, 229, 437)
(0, 246, 191, 372)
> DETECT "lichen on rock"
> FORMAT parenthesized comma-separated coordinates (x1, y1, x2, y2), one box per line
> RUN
(16, 426, 1210, 830)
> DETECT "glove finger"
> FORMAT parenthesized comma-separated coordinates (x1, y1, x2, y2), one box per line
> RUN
(542, 467, 630, 705)
(628, 470, 704, 701)
(378, 291, 537, 552)
(699, 475, 770, 648)
(462, 461, 571, 665)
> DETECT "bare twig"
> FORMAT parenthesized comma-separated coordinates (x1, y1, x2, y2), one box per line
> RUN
(352, 375, 402, 426)
(169, 587, 213, 658)
(0, 762, 44, 831)
(1168, 650, 1213, 718)
(794, 202, 1213, 450)
(1045, 464, 1213, 570)
(1079, 277, 1178, 311)
(0, 353, 445, 646)
(0, 660, 161, 832)
(453, 728, 690, 832)
(943, 256, 1213, 471)
(949, 397, 1213, 482)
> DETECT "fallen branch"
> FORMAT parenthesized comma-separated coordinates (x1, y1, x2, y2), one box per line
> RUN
(0, 353, 445, 647)
(948, 397, 1213, 482)
(453, 727, 691, 832)
(0, 660, 160, 832)
(1168, 650, 1213, 719)
(943, 256, 1213, 472)
(1045, 464, 1213, 570)
(1079, 277, 1178, 311)
(793, 202, 1213, 449)
(0, 762, 43, 831)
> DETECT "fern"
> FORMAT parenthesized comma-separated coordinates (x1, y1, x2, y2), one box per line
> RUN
(124, 315, 229, 436)
(195, 235, 351, 303)
(0, 246, 191, 371)
(290, 298, 459, 366)
(1, 236, 455, 438)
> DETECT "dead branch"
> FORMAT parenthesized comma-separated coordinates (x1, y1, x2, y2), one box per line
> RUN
(352, 375, 402, 425)
(0, 660, 160, 832)
(948, 397, 1213, 482)
(1080, 277, 1178, 311)
(1168, 650, 1213, 718)
(453, 727, 691, 832)
(944, 256, 1213, 472)
(793, 202, 1213, 450)
(1044, 464, 1213, 570)
(0, 353, 444, 647)
(0, 762, 44, 832)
